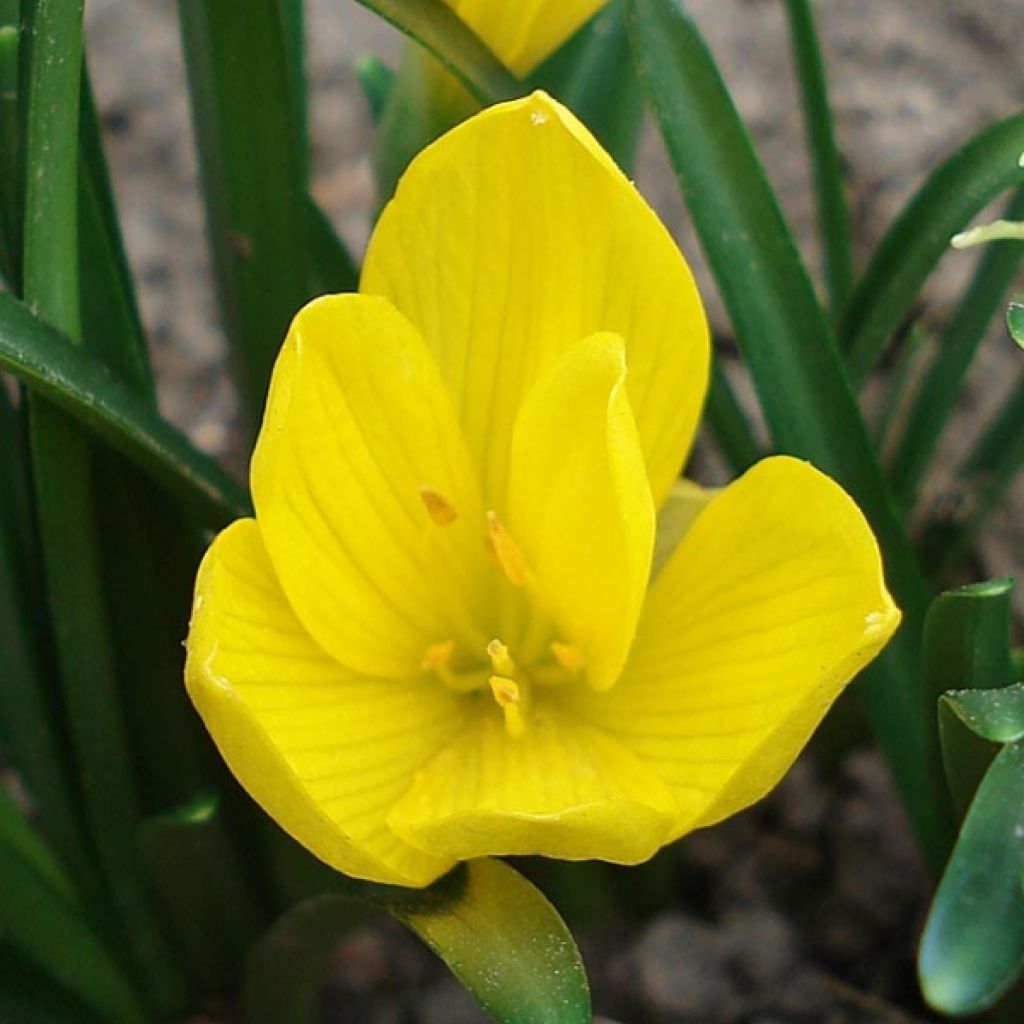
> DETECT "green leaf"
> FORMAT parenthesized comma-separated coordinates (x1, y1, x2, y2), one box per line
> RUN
(1008, 299, 1024, 348)
(0, 292, 250, 527)
(243, 860, 590, 1024)
(944, 682, 1024, 746)
(840, 112, 1024, 386)
(390, 860, 590, 1024)
(0, 787, 148, 1024)
(354, 0, 520, 105)
(0, 15, 19, 286)
(924, 579, 1016, 820)
(138, 793, 264, 993)
(919, 739, 1024, 1015)
(702, 355, 763, 475)
(872, 319, 928, 450)
(306, 196, 359, 294)
(530, 0, 644, 172)
(628, 0, 947, 866)
(0, 395, 97, 894)
(77, 68, 154, 396)
(783, 0, 852, 314)
(888, 187, 1024, 509)
(0, 942, 108, 1024)
(19, 0, 187, 1011)
(177, 0, 311, 426)
(356, 55, 395, 123)
(928, 371, 1024, 578)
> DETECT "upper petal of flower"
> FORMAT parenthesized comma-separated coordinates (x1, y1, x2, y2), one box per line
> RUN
(443, 0, 610, 77)
(505, 332, 654, 690)
(250, 294, 489, 679)
(185, 519, 463, 887)
(362, 91, 709, 511)
(557, 456, 901, 836)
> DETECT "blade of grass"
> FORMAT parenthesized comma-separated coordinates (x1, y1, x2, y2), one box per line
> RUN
(354, 0, 520, 105)
(356, 56, 395, 122)
(628, 0, 951, 866)
(0, 788, 148, 1024)
(138, 793, 263, 993)
(888, 187, 1024, 509)
(783, 0, 852, 315)
(530, 1, 645, 172)
(77, 69, 153, 396)
(0, 292, 249, 526)
(0, 392, 102, 896)
(872, 320, 929, 452)
(703, 355, 762, 474)
(929, 369, 1024, 578)
(0, 10, 19, 286)
(20, 0, 187, 1010)
(840, 113, 1024, 387)
(177, 0, 311, 427)
(306, 197, 359, 294)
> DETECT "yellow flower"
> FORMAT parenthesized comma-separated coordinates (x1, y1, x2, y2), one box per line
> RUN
(442, 0, 610, 77)
(185, 92, 900, 888)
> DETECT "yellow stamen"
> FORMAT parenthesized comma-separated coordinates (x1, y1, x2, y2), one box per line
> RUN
(421, 640, 455, 672)
(420, 487, 458, 525)
(487, 638, 516, 677)
(489, 675, 526, 738)
(486, 510, 527, 586)
(551, 641, 586, 674)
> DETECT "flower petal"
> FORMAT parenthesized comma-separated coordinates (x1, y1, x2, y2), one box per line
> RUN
(506, 332, 654, 690)
(388, 704, 677, 863)
(444, 0, 610, 76)
(251, 294, 489, 679)
(185, 519, 464, 887)
(362, 91, 709, 510)
(558, 456, 901, 836)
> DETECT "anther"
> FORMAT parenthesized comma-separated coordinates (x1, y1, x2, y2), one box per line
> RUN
(489, 675, 525, 738)
(421, 640, 455, 672)
(420, 487, 458, 526)
(485, 511, 527, 587)
(486, 638, 516, 678)
(551, 641, 586, 674)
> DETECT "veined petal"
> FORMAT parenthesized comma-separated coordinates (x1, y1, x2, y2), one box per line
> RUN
(362, 91, 709, 511)
(251, 294, 488, 679)
(558, 456, 901, 836)
(443, 0, 609, 77)
(506, 333, 654, 690)
(185, 519, 462, 888)
(388, 705, 677, 863)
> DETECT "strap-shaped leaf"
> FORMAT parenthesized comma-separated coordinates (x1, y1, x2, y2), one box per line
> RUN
(920, 739, 1024, 1015)
(840, 113, 1024, 386)
(0, 787, 147, 1024)
(243, 860, 590, 1024)
(927, 579, 1016, 822)
(177, 0, 312, 425)
(627, 0, 947, 865)
(0, 292, 249, 527)
(138, 793, 263, 992)
(530, 0, 644, 172)
(1008, 300, 1024, 347)
(354, 0, 521, 104)
(888, 187, 1024, 509)
(783, 0, 851, 313)
(20, 0, 187, 1011)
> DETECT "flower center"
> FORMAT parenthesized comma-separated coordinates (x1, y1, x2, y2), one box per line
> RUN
(421, 633, 585, 738)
